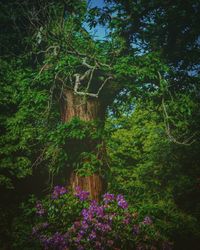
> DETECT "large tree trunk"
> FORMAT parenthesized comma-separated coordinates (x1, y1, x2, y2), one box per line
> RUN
(61, 89, 106, 200)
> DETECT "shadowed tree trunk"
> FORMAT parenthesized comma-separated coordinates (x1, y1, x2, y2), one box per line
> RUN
(61, 88, 107, 200)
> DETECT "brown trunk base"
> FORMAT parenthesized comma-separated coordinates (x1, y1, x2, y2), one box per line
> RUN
(70, 172, 104, 201)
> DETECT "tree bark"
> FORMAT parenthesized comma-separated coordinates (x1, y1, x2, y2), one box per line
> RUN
(61, 89, 106, 200)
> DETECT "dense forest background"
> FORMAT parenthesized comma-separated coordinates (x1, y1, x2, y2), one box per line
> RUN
(0, 0, 200, 249)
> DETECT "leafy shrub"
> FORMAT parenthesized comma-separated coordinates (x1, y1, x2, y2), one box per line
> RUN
(31, 186, 171, 250)
(11, 195, 41, 250)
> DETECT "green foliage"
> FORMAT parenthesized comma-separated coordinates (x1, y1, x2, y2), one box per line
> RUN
(15, 188, 168, 250)
(44, 118, 105, 176)
(106, 96, 200, 248)
(11, 196, 41, 250)
(0, 59, 55, 188)
(0, 0, 200, 249)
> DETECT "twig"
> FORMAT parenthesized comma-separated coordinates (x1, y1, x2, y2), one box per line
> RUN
(96, 76, 112, 96)
(162, 98, 196, 146)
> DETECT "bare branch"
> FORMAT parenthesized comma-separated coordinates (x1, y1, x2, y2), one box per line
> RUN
(96, 76, 113, 96)
(162, 98, 196, 146)
(74, 73, 81, 92)
(82, 58, 96, 69)
(74, 76, 112, 98)
(36, 45, 60, 55)
(86, 67, 95, 92)
(74, 91, 98, 98)
(39, 63, 52, 74)
(158, 71, 196, 146)
(32, 148, 46, 168)
(67, 46, 111, 68)
(95, 60, 111, 69)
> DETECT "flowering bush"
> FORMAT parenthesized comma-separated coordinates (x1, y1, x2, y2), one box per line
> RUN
(32, 186, 171, 250)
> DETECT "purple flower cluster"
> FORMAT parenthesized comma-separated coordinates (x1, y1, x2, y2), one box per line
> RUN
(116, 194, 128, 209)
(103, 193, 115, 204)
(123, 217, 130, 224)
(51, 186, 67, 199)
(83, 200, 105, 219)
(67, 200, 114, 249)
(32, 224, 68, 250)
(32, 222, 49, 236)
(75, 186, 90, 201)
(40, 232, 68, 250)
(143, 216, 153, 225)
(103, 193, 128, 210)
(32, 187, 167, 250)
(36, 201, 45, 216)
